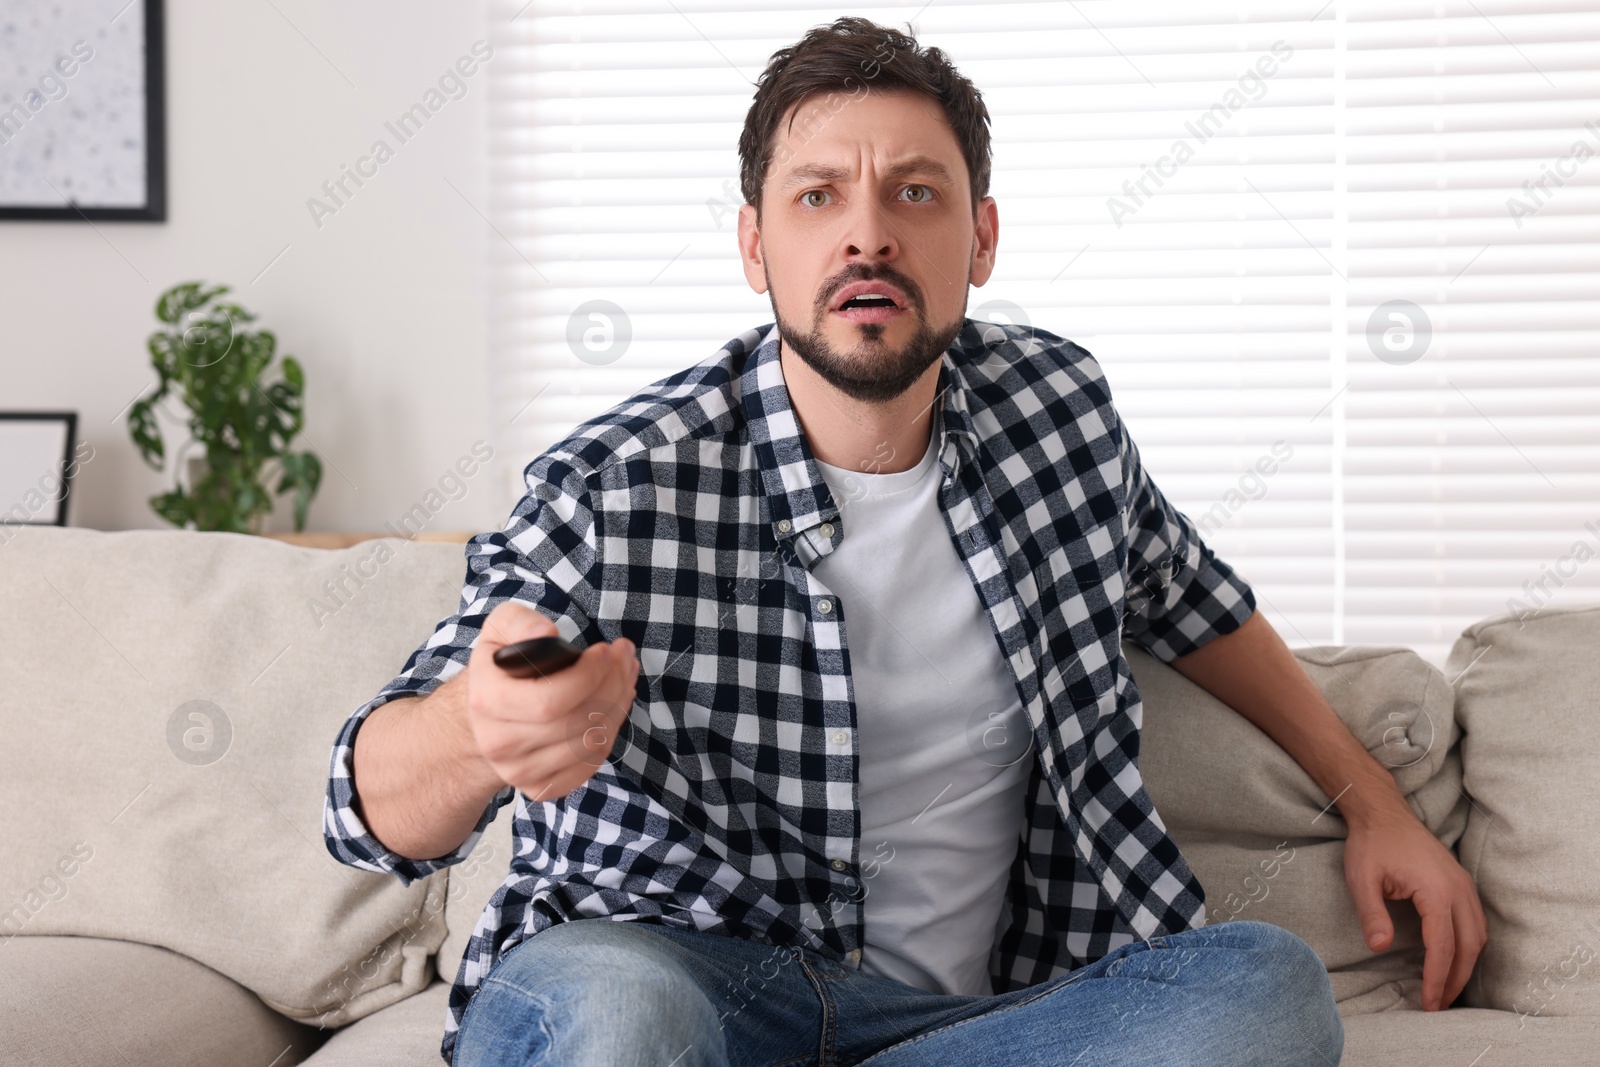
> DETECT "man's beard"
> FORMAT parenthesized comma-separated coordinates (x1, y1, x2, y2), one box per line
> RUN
(770, 264, 968, 405)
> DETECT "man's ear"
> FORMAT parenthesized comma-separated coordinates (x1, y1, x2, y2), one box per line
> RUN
(737, 203, 769, 295)
(969, 195, 999, 288)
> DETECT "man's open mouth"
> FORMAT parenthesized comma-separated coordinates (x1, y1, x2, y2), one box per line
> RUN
(831, 284, 909, 325)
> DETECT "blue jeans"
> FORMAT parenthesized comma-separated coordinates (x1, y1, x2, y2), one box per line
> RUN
(454, 916, 1343, 1067)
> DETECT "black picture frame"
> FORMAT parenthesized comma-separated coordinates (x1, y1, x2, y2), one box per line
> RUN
(0, 412, 80, 527)
(0, 0, 166, 222)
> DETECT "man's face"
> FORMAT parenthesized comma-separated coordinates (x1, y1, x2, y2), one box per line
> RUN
(737, 88, 998, 404)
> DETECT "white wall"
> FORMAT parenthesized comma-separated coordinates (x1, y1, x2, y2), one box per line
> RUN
(1, 0, 506, 536)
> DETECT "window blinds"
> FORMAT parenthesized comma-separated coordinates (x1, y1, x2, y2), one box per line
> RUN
(486, 0, 1600, 667)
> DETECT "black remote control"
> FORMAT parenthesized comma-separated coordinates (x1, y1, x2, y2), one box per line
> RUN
(493, 636, 585, 679)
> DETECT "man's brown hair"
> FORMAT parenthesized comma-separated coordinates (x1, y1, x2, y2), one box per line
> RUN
(738, 16, 993, 221)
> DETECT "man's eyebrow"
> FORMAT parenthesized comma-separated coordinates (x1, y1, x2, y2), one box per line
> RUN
(777, 156, 958, 192)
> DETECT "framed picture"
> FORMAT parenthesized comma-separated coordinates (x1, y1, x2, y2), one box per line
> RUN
(0, 0, 166, 221)
(0, 412, 81, 526)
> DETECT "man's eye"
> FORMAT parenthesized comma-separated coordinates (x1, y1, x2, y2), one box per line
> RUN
(901, 185, 933, 203)
(802, 190, 830, 207)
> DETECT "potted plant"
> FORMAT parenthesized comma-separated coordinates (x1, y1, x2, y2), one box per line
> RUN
(128, 281, 322, 534)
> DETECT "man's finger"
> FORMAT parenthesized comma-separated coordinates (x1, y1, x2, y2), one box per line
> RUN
(480, 601, 558, 650)
(509, 685, 634, 797)
(1417, 891, 1457, 1011)
(1468, 879, 1490, 951)
(1349, 870, 1395, 952)
(483, 646, 633, 759)
(478, 641, 616, 725)
(1443, 889, 1483, 1008)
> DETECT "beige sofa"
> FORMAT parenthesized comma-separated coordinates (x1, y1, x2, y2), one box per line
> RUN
(2, 526, 1597, 1065)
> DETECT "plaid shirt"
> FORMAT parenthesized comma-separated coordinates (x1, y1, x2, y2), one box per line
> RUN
(323, 319, 1257, 1064)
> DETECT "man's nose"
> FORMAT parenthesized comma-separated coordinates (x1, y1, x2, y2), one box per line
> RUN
(838, 193, 899, 263)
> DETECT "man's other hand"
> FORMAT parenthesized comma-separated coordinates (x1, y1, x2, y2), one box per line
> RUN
(1343, 807, 1489, 1012)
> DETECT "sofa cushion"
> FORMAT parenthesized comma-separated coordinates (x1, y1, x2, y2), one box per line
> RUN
(0, 528, 466, 1026)
(1132, 641, 1467, 1011)
(1446, 602, 1600, 1018)
(1340, 1006, 1600, 1066)
(302, 980, 453, 1066)
(0, 935, 325, 1066)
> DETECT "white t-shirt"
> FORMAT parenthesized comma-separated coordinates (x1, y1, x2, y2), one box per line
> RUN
(810, 425, 1033, 997)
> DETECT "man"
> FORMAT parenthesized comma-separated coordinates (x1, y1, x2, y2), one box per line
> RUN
(324, 16, 1485, 1067)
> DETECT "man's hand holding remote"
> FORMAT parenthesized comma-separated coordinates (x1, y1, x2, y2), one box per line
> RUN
(468, 601, 639, 803)
(351, 601, 638, 862)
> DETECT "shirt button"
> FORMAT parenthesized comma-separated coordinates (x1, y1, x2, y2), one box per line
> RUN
(817, 598, 833, 614)
(831, 858, 848, 872)
(820, 522, 835, 539)
(830, 730, 848, 746)
(776, 519, 792, 534)
(848, 948, 862, 964)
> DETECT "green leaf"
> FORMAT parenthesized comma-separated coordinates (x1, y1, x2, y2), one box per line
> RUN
(127, 397, 166, 468)
(155, 283, 199, 325)
(211, 301, 256, 327)
(155, 281, 230, 326)
(277, 450, 323, 532)
(147, 331, 181, 380)
(150, 488, 193, 528)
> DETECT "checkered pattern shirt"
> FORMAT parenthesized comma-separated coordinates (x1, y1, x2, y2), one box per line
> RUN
(323, 319, 1257, 1065)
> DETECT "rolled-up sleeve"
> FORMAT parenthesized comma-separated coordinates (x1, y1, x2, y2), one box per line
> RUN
(1116, 419, 1257, 663)
(322, 454, 602, 885)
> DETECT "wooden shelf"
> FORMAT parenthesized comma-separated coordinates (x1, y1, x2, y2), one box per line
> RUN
(263, 531, 477, 550)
